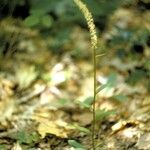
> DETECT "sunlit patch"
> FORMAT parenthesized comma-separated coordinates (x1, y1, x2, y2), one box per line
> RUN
(121, 127, 138, 138)
(111, 120, 140, 139)
(107, 140, 115, 149)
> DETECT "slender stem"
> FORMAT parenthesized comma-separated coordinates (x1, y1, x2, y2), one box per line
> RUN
(92, 46, 97, 150)
(72, 1, 98, 149)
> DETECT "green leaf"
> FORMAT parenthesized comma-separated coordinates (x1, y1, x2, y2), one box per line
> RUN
(126, 70, 145, 85)
(11, 131, 39, 144)
(68, 140, 85, 149)
(24, 15, 40, 27)
(95, 109, 116, 121)
(58, 99, 69, 105)
(76, 96, 93, 108)
(96, 84, 107, 94)
(112, 94, 127, 102)
(96, 73, 117, 95)
(71, 124, 91, 134)
(107, 73, 117, 87)
(41, 15, 53, 27)
(0, 145, 7, 150)
(83, 96, 94, 106)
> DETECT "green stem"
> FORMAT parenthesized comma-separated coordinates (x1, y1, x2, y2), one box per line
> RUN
(92, 46, 97, 150)
(72, 1, 98, 149)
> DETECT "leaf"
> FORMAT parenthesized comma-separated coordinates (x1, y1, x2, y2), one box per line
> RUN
(83, 96, 94, 107)
(97, 73, 117, 97)
(96, 84, 107, 94)
(71, 124, 91, 134)
(41, 15, 53, 27)
(0, 145, 7, 150)
(24, 15, 40, 27)
(107, 73, 117, 87)
(0, 98, 15, 123)
(11, 131, 39, 144)
(76, 96, 93, 108)
(95, 109, 116, 121)
(112, 94, 127, 102)
(58, 99, 70, 105)
(68, 140, 85, 149)
(37, 120, 70, 138)
(56, 99, 73, 108)
(126, 69, 145, 85)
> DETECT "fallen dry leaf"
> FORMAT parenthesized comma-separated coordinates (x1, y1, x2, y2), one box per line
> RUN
(0, 98, 15, 125)
(37, 119, 71, 138)
(136, 133, 150, 150)
(33, 109, 72, 138)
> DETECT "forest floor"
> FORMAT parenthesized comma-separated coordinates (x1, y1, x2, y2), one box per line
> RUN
(0, 7, 150, 150)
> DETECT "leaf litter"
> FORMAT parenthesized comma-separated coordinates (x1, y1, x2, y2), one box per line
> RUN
(0, 6, 150, 150)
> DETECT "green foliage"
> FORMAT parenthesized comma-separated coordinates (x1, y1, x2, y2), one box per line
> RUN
(30, 0, 52, 13)
(109, 27, 132, 45)
(76, 96, 93, 108)
(11, 130, 40, 144)
(126, 69, 146, 85)
(0, 0, 124, 52)
(82, 0, 122, 16)
(144, 59, 150, 70)
(126, 58, 150, 89)
(71, 124, 91, 134)
(97, 73, 117, 94)
(83, 97, 94, 107)
(41, 15, 53, 27)
(58, 99, 71, 105)
(95, 109, 116, 121)
(0, 145, 7, 150)
(24, 0, 53, 28)
(68, 140, 85, 150)
(24, 15, 40, 27)
(24, 14, 53, 28)
(50, 27, 72, 51)
(21, 0, 123, 35)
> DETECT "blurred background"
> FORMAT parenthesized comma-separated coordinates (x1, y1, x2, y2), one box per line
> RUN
(0, 0, 150, 149)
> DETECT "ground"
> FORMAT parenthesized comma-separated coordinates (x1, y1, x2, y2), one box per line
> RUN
(0, 4, 150, 150)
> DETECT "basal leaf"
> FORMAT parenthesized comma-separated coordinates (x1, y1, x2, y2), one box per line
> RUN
(107, 73, 117, 87)
(83, 96, 93, 106)
(71, 124, 91, 134)
(95, 109, 116, 121)
(76, 97, 94, 108)
(68, 140, 85, 149)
